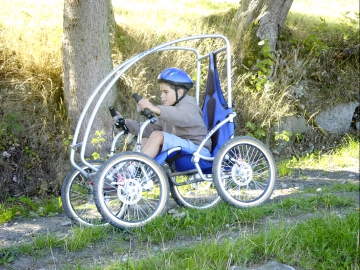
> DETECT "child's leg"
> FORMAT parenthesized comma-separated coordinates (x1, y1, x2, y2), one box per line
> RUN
(142, 131, 164, 158)
(133, 137, 148, 151)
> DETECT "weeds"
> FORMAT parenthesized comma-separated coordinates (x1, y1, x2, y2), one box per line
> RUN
(0, 112, 22, 150)
(0, 196, 62, 223)
(293, 134, 359, 170)
(245, 121, 266, 140)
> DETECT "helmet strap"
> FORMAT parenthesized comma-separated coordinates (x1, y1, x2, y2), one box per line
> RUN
(172, 86, 186, 106)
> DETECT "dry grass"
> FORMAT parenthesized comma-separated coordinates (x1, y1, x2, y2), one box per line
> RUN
(0, 0, 358, 199)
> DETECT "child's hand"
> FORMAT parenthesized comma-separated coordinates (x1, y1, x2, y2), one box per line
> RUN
(138, 99, 160, 115)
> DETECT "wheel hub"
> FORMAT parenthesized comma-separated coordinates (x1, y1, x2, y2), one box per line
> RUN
(231, 163, 253, 186)
(117, 179, 142, 204)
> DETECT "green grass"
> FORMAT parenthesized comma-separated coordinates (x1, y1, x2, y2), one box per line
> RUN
(0, 225, 118, 265)
(85, 211, 359, 270)
(305, 182, 359, 193)
(0, 196, 62, 224)
(1, 192, 357, 268)
(278, 134, 359, 178)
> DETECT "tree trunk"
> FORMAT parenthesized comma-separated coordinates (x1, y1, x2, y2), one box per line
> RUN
(235, 0, 293, 70)
(62, 0, 116, 156)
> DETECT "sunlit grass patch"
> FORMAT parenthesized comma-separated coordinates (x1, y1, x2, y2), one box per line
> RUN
(277, 134, 359, 177)
(289, 0, 359, 19)
(0, 196, 63, 224)
(297, 134, 359, 169)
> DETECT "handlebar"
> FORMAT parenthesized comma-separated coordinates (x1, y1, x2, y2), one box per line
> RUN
(109, 106, 129, 133)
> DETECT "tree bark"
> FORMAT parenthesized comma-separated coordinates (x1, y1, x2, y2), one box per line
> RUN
(235, 0, 293, 69)
(62, 0, 116, 155)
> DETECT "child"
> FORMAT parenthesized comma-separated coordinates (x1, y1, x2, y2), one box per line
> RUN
(118, 67, 211, 158)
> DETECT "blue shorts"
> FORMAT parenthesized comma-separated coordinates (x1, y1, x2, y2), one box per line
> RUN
(161, 132, 211, 157)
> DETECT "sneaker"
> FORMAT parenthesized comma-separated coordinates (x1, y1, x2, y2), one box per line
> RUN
(142, 179, 154, 190)
(127, 163, 154, 190)
(106, 162, 126, 181)
(127, 163, 140, 178)
(142, 169, 154, 191)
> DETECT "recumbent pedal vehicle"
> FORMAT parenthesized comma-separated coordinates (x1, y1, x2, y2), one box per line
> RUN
(61, 34, 277, 229)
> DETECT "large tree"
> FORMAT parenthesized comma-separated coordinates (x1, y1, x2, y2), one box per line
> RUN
(235, 0, 293, 71)
(62, 0, 116, 155)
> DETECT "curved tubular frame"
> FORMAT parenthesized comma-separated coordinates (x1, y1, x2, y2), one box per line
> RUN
(69, 34, 232, 177)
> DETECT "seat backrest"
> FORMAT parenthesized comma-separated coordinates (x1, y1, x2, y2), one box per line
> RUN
(202, 52, 235, 156)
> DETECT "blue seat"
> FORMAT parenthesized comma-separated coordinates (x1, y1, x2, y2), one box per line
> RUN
(154, 52, 235, 174)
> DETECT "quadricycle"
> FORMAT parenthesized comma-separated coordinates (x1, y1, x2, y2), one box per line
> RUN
(61, 34, 277, 229)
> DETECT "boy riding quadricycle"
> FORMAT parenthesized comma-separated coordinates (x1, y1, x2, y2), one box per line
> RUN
(61, 34, 277, 229)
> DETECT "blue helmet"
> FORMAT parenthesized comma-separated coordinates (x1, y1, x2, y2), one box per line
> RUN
(157, 67, 194, 90)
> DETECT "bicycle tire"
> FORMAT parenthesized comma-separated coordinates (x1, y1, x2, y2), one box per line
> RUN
(213, 136, 277, 208)
(93, 151, 169, 229)
(61, 161, 107, 226)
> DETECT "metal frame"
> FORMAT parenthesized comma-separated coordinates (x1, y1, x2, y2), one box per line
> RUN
(69, 34, 233, 177)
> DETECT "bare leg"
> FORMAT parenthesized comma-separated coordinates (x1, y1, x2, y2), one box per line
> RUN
(142, 131, 163, 158)
(132, 137, 148, 151)
(141, 138, 149, 146)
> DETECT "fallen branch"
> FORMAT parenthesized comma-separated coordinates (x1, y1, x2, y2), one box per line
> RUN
(294, 103, 328, 137)
(287, 94, 328, 137)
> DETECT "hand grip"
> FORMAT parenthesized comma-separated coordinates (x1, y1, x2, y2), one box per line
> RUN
(109, 106, 117, 117)
(132, 93, 153, 119)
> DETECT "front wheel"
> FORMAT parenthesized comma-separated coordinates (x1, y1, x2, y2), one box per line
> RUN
(61, 161, 107, 226)
(93, 152, 169, 229)
(213, 136, 277, 208)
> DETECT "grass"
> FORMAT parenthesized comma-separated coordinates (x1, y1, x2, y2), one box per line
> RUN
(132, 212, 359, 270)
(0, 196, 62, 224)
(1, 180, 358, 267)
(277, 134, 359, 177)
(1, 196, 358, 268)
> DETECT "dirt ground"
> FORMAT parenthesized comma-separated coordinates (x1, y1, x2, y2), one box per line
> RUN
(0, 166, 359, 270)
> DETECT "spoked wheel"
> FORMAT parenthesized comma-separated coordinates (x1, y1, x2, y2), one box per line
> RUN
(93, 151, 169, 229)
(61, 161, 107, 226)
(213, 136, 277, 208)
(169, 174, 221, 209)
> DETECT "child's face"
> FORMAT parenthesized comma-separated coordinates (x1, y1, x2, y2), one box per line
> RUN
(159, 82, 177, 106)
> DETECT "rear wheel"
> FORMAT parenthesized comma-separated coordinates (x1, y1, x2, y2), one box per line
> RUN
(61, 161, 107, 226)
(93, 152, 169, 229)
(213, 136, 277, 208)
(169, 174, 221, 209)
